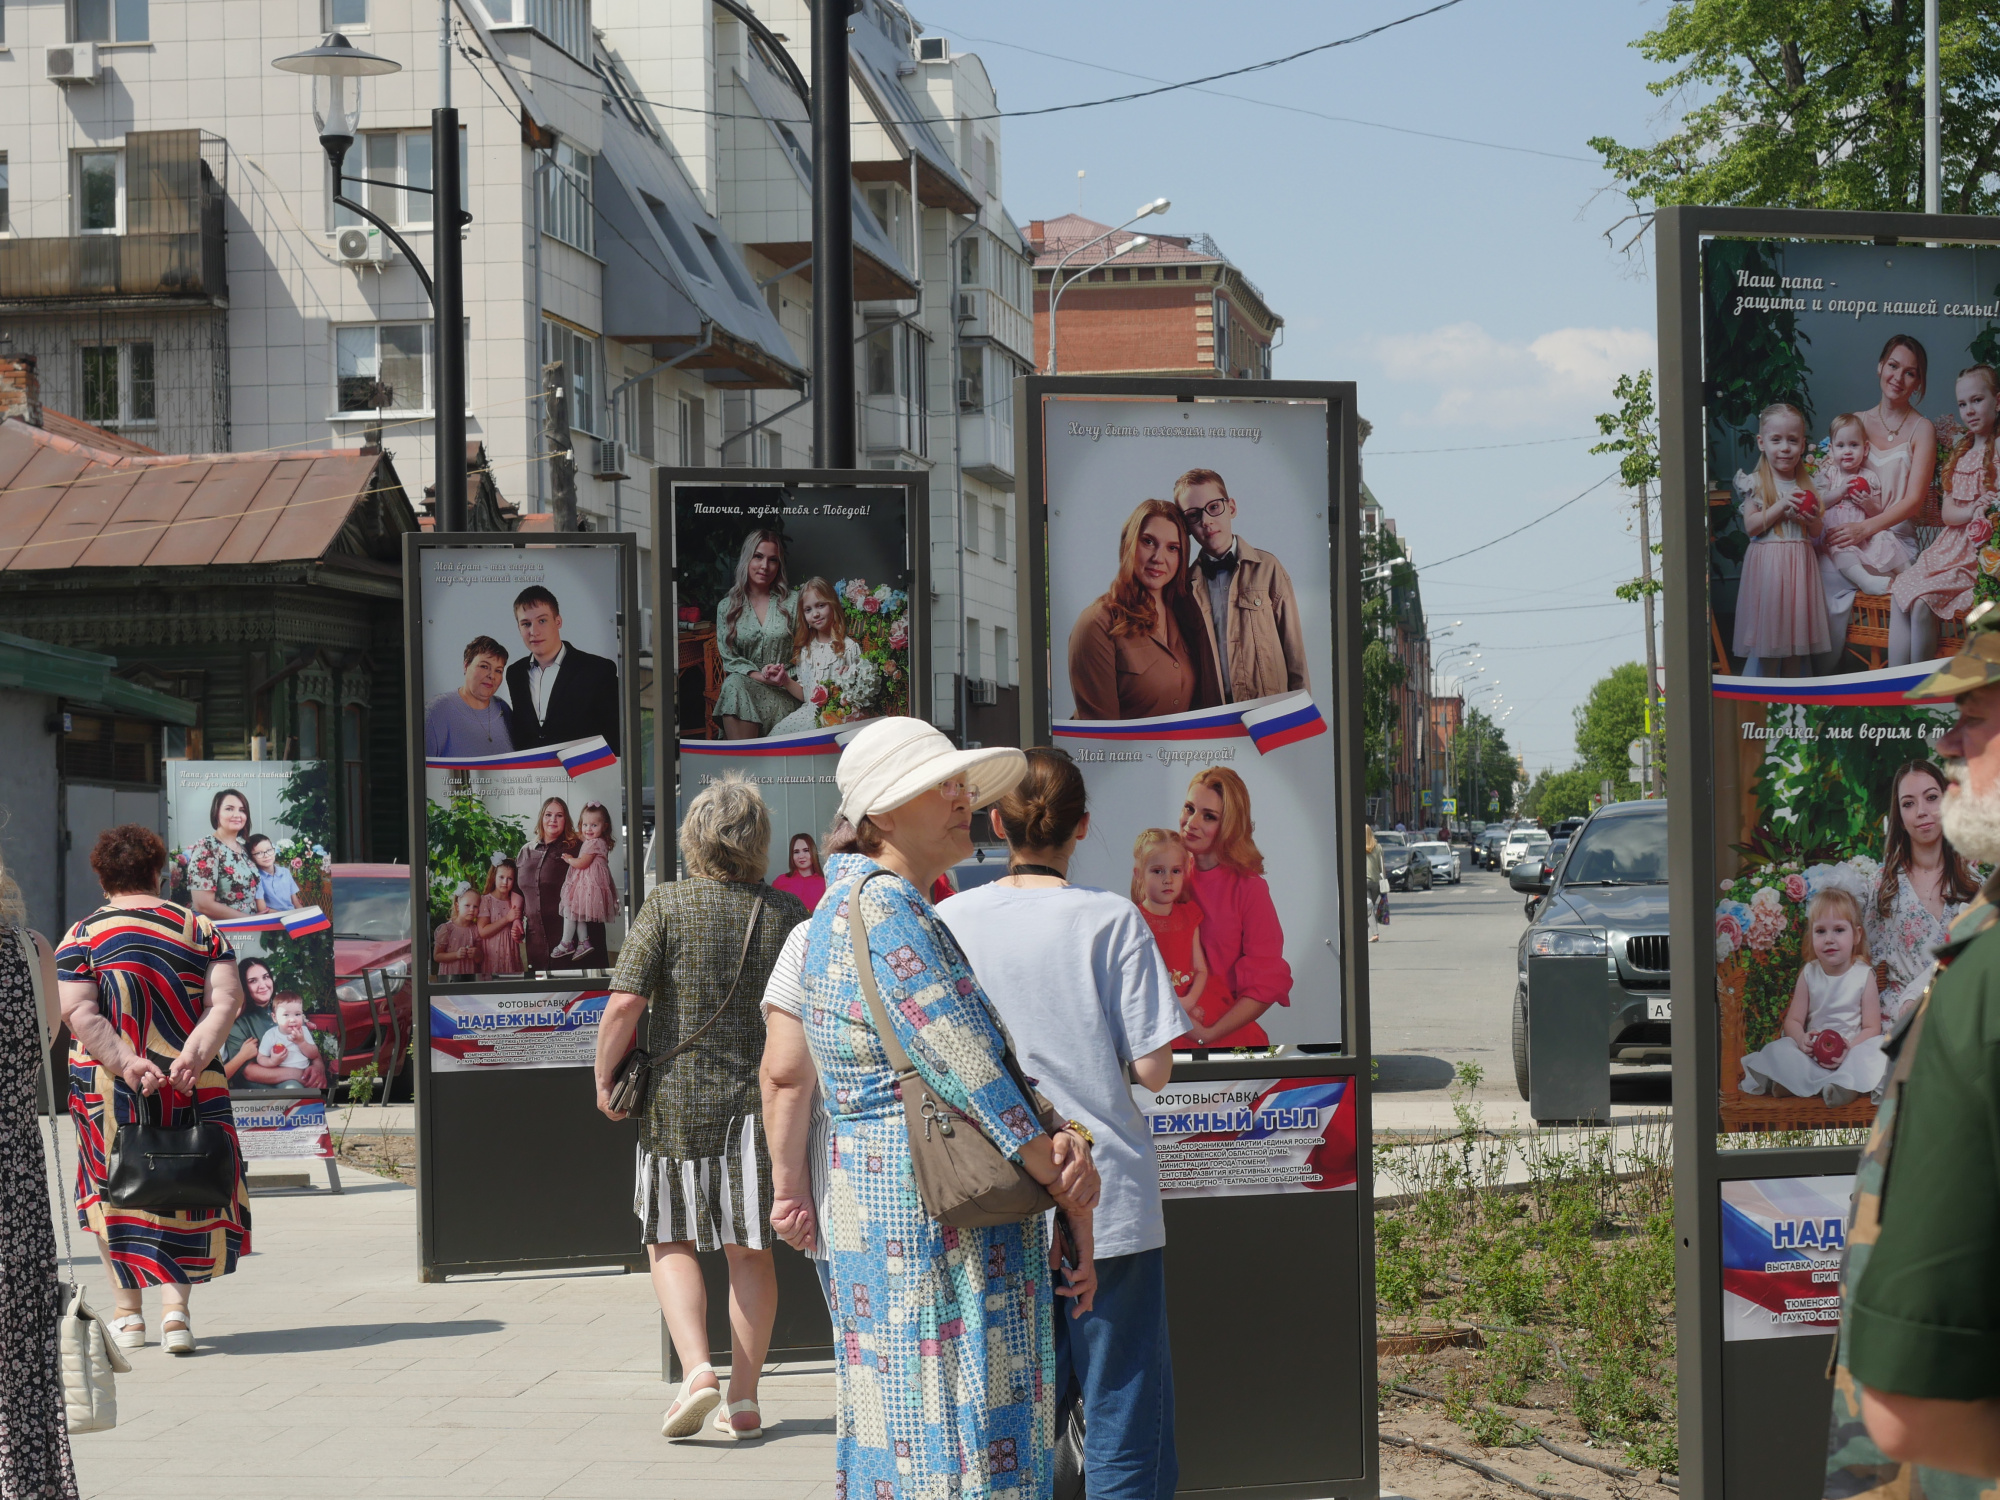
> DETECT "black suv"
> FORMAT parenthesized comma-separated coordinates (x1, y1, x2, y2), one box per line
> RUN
(1509, 800, 1669, 1099)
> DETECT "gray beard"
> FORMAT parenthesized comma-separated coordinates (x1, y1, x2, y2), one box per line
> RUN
(1941, 770, 2000, 864)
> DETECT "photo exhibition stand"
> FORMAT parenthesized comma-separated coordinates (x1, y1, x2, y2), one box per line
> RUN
(1019, 376, 1378, 1499)
(404, 533, 649, 1280)
(652, 467, 932, 1375)
(1660, 203, 2000, 1498)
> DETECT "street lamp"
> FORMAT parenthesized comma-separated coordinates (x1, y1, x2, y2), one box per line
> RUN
(275, 31, 470, 532)
(1047, 197, 1169, 373)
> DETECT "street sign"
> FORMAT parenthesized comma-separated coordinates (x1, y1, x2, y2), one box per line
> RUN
(1420, 789, 1433, 806)
(1442, 798, 1457, 815)
(1629, 736, 1655, 785)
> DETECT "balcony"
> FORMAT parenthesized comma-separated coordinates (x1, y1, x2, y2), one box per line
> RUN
(955, 286, 1033, 366)
(958, 402, 1015, 489)
(0, 130, 227, 312)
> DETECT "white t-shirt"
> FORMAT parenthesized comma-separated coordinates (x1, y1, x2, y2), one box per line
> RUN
(938, 882, 1184, 1258)
(760, 922, 830, 1262)
(258, 1024, 314, 1070)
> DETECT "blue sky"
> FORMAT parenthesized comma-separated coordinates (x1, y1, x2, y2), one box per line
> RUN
(920, 0, 1676, 782)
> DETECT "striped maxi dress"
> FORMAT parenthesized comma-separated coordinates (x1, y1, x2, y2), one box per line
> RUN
(57, 903, 250, 1287)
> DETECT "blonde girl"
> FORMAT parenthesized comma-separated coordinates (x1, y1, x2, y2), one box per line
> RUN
(552, 801, 619, 960)
(1131, 828, 1212, 1027)
(434, 884, 483, 976)
(769, 577, 872, 735)
(1733, 402, 1830, 677)
(1739, 887, 1888, 1104)
(1890, 364, 2000, 664)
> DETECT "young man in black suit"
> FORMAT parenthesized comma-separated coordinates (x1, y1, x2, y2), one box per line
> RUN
(504, 585, 622, 753)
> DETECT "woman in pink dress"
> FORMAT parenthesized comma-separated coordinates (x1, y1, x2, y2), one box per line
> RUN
(551, 802, 620, 961)
(1732, 402, 1829, 678)
(1175, 766, 1290, 1048)
(771, 832, 827, 911)
(476, 855, 525, 978)
(1890, 364, 2000, 664)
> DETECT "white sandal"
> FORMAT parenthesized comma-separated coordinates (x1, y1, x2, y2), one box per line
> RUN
(161, 1308, 194, 1356)
(109, 1313, 145, 1350)
(661, 1362, 721, 1439)
(712, 1398, 763, 1439)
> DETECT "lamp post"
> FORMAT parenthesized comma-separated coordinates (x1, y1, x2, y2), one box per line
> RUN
(1046, 197, 1169, 373)
(275, 30, 470, 533)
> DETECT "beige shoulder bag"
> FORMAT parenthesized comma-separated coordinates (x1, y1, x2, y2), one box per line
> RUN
(849, 871, 1062, 1227)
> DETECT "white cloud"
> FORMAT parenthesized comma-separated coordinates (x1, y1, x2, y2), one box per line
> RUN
(1370, 322, 1656, 429)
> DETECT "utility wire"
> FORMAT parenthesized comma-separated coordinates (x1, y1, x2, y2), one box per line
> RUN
(1450, 599, 1637, 617)
(1417, 471, 1620, 570)
(1368, 435, 1597, 456)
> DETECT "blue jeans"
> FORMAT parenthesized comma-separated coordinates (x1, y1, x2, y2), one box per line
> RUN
(1054, 1247, 1177, 1500)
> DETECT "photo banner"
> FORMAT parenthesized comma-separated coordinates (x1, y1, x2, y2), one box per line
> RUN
(233, 1096, 334, 1161)
(661, 476, 926, 883)
(410, 540, 638, 981)
(1699, 236, 2000, 1132)
(428, 990, 609, 1072)
(1720, 1175, 1854, 1341)
(1038, 395, 1343, 1048)
(1134, 1074, 1357, 1199)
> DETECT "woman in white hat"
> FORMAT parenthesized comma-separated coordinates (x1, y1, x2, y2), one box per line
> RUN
(799, 719, 1101, 1500)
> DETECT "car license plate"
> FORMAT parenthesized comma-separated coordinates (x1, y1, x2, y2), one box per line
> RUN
(1647, 998, 1671, 1021)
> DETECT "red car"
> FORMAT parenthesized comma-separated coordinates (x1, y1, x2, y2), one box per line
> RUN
(313, 862, 415, 1088)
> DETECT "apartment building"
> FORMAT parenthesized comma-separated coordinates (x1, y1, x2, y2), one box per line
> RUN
(0, 0, 1032, 752)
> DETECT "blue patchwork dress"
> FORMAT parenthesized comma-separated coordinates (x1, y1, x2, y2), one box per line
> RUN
(802, 855, 1054, 1500)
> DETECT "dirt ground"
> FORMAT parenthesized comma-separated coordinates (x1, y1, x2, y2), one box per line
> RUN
(1380, 1387, 1678, 1500)
(333, 1131, 415, 1181)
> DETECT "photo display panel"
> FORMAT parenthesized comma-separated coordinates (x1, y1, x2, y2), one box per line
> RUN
(1039, 394, 1343, 1048)
(412, 540, 636, 982)
(666, 479, 923, 882)
(1701, 237, 2000, 1131)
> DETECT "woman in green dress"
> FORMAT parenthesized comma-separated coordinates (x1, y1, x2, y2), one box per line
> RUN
(715, 529, 800, 739)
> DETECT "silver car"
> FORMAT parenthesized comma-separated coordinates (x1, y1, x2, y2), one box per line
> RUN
(1409, 840, 1459, 886)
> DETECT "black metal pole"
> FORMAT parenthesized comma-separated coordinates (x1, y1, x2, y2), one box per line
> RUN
(433, 106, 468, 532)
(810, 0, 855, 469)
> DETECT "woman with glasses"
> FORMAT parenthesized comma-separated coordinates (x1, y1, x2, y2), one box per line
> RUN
(1067, 500, 1222, 721)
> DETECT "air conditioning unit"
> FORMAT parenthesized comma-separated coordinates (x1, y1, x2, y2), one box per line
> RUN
(335, 226, 394, 267)
(956, 292, 976, 321)
(592, 438, 629, 480)
(956, 379, 980, 410)
(47, 43, 100, 84)
(918, 36, 949, 62)
(968, 677, 998, 707)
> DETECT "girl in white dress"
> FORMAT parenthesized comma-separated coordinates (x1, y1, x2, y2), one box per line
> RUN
(769, 578, 880, 736)
(1740, 888, 1888, 1106)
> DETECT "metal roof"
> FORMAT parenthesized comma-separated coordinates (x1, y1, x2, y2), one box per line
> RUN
(0, 626, 198, 723)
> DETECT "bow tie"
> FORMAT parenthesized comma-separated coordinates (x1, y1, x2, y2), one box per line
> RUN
(1196, 548, 1237, 577)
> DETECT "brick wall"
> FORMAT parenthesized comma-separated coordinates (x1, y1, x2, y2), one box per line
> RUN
(1036, 285, 1213, 375)
(0, 355, 42, 427)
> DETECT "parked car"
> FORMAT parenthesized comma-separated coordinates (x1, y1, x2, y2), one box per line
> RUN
(1383, 844, 1430, 891)
(1509, 800, 1670, 1106)
(1410, 840, 1459, 886)
(319, 863, 415, 1090)
(1499, 828, 1549, 873)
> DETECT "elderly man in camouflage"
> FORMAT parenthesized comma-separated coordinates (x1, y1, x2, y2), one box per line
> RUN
(1827, 601, 2000, 1494)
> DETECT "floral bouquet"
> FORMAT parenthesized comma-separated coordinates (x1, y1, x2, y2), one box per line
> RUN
(276, 835, 331, 906)
(807, 655, 884, 726)
(1716, 855, 1878, 1052)
(834, 577, 911, 718)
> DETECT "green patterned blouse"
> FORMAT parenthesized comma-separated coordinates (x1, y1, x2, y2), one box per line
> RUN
(610, 877, 808, 1160)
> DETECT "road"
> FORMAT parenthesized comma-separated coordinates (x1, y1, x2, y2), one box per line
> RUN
(1365, 857, 1671, 1111)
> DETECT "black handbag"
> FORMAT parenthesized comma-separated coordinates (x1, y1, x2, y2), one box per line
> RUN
(103, 1082, 238, 1212)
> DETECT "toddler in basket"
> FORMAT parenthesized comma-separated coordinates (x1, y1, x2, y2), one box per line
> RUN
(1739, 887, 1888, 1106)
(1818, 412, 1911, 594)
(550, 801, 619, 960)
(257, 993, 323, 1089)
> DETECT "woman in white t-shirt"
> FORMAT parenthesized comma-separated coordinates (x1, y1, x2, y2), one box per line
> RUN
(937, 748, 1182, 1500)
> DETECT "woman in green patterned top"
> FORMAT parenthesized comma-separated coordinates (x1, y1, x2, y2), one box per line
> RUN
(715, 529, 800, 739)
(594, 774, 808, 1442)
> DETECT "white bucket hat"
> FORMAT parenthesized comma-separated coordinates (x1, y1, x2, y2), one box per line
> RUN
(835, 717, 1027, 826)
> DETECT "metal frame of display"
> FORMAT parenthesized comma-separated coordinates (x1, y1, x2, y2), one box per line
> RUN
(1658, 203, 2000, 1498)
(649, 467, 931, 1372)
(403, 531, 647, 1281)
(1017, 374, 1377, 1499)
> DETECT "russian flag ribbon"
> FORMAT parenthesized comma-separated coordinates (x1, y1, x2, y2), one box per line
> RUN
(216, 905, 331, 938)
(427, 736, 618, 777)
(1054, 692, 1329, 754)
(1712, 660, 1951, 707)
(679, 724, 868, 758)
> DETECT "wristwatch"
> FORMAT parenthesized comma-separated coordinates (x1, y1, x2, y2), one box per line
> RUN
(1063, 1118, 1095, 1147)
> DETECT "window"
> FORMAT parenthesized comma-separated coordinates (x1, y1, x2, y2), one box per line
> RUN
(73, 0, 147, 42)
(957, 345, 983, 412)
(966, 617, 981, 680)
(962, 493, 980, 554)
(866, 326, 896, 397)
(77, 151, 122, 234)
(993, 626, 1010, 689)
(676, 395, 699, 465)
(342, 706, 366, 858)
(540, 319, 602, 434)
(336, 323, 429, 413)
(0, 156, 9, 234)
(983, 137, 997, 201)
(991, 503, 1007, 564)
(325, 0, 366, 24)
(759, 430, 782, 468)
(484, 0, 589, 61)
(629, 377, 655, 461)
(296, 699, 322, 760)
(542, 140, 593, 252)
(332, 128, 465, 229)
(80, 343, 155, 428)
(959, 233, 980, 289)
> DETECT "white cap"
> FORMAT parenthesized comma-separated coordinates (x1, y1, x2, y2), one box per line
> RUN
(835, 717, 1028, 826)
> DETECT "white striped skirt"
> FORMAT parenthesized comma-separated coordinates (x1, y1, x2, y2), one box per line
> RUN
(633, 1114, 774, 1251)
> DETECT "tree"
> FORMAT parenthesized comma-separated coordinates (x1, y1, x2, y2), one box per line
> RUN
(1573, 663, 1655, 801)
(1361, 523, 1417, 797)
(1532, 768, 1601, 825)
(1591, 3, 2000, 230)
(1594, 372, 1666, 792)
(1453, 709, 1518, 820)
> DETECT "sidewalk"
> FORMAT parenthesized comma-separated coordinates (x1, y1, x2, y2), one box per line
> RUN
(45, 1127, 837, 1500)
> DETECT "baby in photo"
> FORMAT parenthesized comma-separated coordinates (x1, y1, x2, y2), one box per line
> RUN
(258, 993, 323, 1089)
(1130, 828, 1216, 1033)
(1739, 888, 1888, 1106)
(1818, 412, 1909, 594)
(248, 832, 299, 911)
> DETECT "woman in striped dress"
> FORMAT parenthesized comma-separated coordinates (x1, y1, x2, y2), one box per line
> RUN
(57, 825, 250, 1357)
